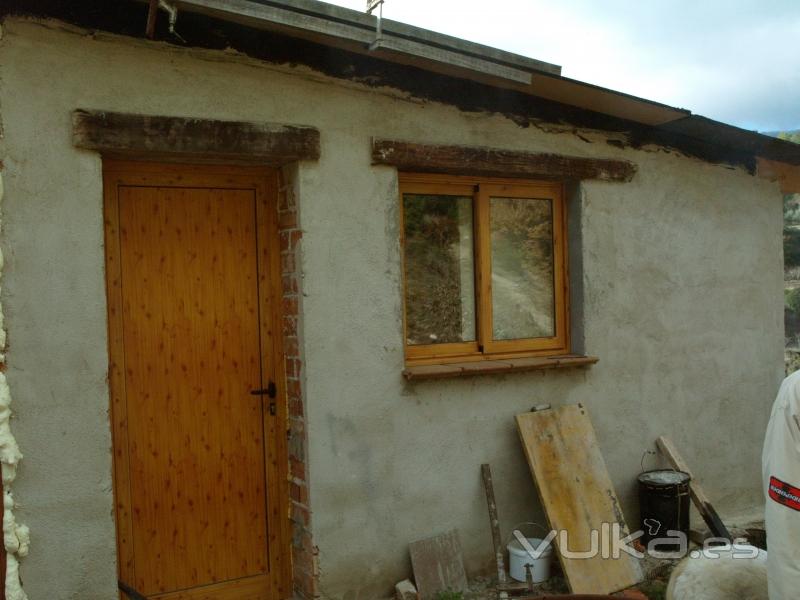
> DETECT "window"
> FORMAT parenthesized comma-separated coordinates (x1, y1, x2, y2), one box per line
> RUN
(400, 173, 569, 365)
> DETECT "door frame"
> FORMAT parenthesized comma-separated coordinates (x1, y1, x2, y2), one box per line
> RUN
(102, 160, 291, 599)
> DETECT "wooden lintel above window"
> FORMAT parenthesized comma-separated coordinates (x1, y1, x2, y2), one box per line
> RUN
(403, 355, 598, 381)
(72, 110, 320, 165)
(372, 138, 636, 182)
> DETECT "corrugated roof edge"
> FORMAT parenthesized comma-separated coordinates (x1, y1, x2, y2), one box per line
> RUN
(166, 0, 800, 166)
(4, 0, 800, 167)
(241, 0, 563, 76)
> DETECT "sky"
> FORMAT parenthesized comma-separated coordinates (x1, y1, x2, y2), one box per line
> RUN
(326, 0, 800, 133)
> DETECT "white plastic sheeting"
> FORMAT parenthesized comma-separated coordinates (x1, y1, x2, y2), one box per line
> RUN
(763, 370, 800, 600)
(666, 545, 767, 600)
(0, 172, 28, 600)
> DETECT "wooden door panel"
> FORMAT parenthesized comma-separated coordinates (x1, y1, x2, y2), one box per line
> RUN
(115, 183, 271, 596)
(151, 574, 271, 600)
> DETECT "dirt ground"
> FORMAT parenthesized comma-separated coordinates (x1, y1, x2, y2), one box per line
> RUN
(459, 522, 766, 600)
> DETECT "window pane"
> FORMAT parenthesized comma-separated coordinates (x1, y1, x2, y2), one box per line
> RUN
(403, 194, 476, 345)
(490, 197, 555, 340)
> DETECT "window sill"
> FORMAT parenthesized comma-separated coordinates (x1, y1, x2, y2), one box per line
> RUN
(402, 355, 598, 381)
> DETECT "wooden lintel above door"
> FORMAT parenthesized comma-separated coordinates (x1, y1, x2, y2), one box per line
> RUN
(73, 110, 320, 166)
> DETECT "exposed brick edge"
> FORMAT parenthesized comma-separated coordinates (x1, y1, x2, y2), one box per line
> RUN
(278, 166, 319, 599)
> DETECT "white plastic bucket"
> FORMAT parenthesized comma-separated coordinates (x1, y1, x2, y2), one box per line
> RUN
(507, 537, 553, 583)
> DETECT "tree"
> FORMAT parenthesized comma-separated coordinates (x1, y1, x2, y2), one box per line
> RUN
(779, 131, 800, 144)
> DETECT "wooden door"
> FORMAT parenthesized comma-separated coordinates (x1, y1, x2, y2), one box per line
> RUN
(104, 162, 290, 600)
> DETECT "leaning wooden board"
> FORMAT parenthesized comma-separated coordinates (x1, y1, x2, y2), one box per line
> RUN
(409, 529, 468, 600)
(516, 405, 642, 595)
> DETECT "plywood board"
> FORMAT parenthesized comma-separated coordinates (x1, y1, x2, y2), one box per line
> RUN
(409, 529, 468, 600)
(516, 405, 642, 594)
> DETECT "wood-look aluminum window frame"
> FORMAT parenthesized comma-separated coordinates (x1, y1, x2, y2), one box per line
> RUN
(400, 173, 570, 366)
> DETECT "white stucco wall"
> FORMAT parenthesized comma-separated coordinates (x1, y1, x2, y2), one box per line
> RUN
(0, 19, 785, 600)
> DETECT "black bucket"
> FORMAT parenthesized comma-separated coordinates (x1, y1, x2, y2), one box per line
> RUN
(638, 469, 691, 551)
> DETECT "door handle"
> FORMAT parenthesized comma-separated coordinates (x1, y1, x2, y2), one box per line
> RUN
(251, 382, 278, 416)
(250, 381, 277, 399)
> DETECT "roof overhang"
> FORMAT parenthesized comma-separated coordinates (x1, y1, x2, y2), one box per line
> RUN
(138, 0, 800, 172)
(5, 0, 800, 175)
(147, 0, 690, 127)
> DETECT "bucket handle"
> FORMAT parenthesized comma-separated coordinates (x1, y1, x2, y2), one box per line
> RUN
(504, 521, 552, 549)
(640, 449, 657, 473)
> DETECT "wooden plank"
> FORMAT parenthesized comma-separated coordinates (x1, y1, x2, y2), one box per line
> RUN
(516, 405, 642, 595)
(480, 465, 507, 587)
(402, 355, 598, 380)
(656, 436, 732, 541)
(373, 139, 637, 182)
(74, 110, 320, 164)
(409, 530, 468, 600)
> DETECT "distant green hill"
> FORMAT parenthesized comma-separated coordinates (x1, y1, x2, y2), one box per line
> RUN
(766, 130, 800, 143)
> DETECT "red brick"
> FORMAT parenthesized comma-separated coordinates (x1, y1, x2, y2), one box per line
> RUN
(278, 190, 295, 212)
(279, 230, 301, 252)
(286, 378, 301, 399)
(283, 336, 299, 356)
(292, 545, 313, 572)
(293, 566, 316, 600)
(282, 274, 298, 294)
(280, 252, 295, 274)
(295, 545, 319, 599)
(290, 481, 308, 505)
(289, 433, 305, 463)
(299, 530, 315, 554)
(289, 417, 305, 438)
(279, 210, 298, 229)
(277, 176, 316, 600)
(285, 358, 302, 378)
(291, 503, 311, 528)
(289, 398, 305, 417)
(282, 296, 298, 315)
(283, 316, 298, 337)
(290, 456, 306, 479)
